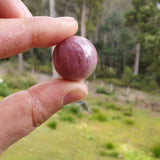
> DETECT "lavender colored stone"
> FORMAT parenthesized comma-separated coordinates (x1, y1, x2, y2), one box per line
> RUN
(52, 36, 98, 81)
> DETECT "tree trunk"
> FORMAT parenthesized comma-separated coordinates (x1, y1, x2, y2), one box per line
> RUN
(18, 53, 24, 73)
(49, 0, 59, 78)
(81, 0, 86, 37)
(134, 43, 140, 75)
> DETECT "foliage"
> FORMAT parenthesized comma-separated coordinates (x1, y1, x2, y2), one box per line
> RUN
(122, 66, 133, 86)
(37, 64, 52, 74)
(47, 121, 57, 130)
(59, 114, 75, 123)
(3, 71, 36, 90)
(89, 112, 107, 122)
(105, 103, 122, 111)
(150, 142, 160, 158)
(104, 142, 116, 150)
(95, 87, 109, 95)
(124, 119, 135, 125)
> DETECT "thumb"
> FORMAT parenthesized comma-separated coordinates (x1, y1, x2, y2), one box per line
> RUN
(0, 79, 88, 154)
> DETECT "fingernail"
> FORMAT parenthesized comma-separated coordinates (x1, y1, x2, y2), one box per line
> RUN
(57, 17, 75, 22)
(63, 87, 88, 105)
(19, 1, 33, 17)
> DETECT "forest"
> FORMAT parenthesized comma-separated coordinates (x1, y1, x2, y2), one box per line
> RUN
(1, 0, 159, 92)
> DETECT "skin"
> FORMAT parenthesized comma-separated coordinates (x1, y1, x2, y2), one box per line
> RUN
(0, 0, 88, 154)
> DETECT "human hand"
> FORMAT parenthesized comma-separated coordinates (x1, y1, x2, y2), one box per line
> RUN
(0, 0, 88, 154)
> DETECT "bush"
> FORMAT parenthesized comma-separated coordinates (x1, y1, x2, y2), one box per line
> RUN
(100, 150, 119, 158)
(0, 83, 9, 97)
(68, 105, 80, 114)
(96, 65, 116, 78)
(37, 64, 52, 74)
(104, 142, 115, 150)
(121, 66, 133, 86)
(47, 121, 57, 130)
(3, 72, 36, 90)
(92, 108, 100, 113)
(123, 111, 132, 117)
(105, 78, 123, 86)
(97, 101, 102, 106)
(106, 151, 119, 158)
(89, 113, 108, 122)
(151, 142, 160, 158)
(105, 103, 122, 111)
(96, 87, 109, 95)
(131, 75, 159, 91)
(124, 119, 135, 125)
(59, 114, 75, 123)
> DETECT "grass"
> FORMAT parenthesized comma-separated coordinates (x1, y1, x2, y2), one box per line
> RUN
(124, 119, 135, 125)
(151, 142, 160, 158)
(1, 80, 160, 160)
(47, 121, 57, 130)
(96, 87, 109, 95)
(104, 142, 116, 150)
(105, 102, 122, 111)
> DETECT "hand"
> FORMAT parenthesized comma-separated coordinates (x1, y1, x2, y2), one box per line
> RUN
(0, 0, 88, 154)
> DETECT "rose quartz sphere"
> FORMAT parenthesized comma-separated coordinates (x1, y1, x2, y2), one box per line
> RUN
(52, 36, 98, 81)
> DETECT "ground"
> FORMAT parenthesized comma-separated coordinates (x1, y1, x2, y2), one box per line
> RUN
(1, 76, 160, 160)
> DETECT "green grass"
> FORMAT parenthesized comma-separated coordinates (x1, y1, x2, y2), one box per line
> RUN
(47, 121, 57, 130)
(151, 142, 160, 158)
(96, 87, 109, 95)
(1, 90, 160, 160)
(124, 119, 135, 125)
(104, 142, 116, 150)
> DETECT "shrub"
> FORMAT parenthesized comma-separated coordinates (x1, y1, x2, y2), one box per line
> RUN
(92, 108, 100, 113)
(59, 114, 75, 123)
(104, 142, 115, 150)
(100, 151, 119, 158)
(96, 87, 109, 95)
(106, 151, 119, 158)
(89, 113, 107, 122)
(105, 103, 122, 111)
(122, 66, 133, 86)
(3, 72, 36, 90)
(151, 142, 160, 158)
(68, 105, 80, 114)
(97, 101, 102, 106)
(100, 150, 107, 156)
(47, 121, 57, 130)
(124, 119, 135, 125)
(0, 83, 9, 97)
(96, 113, 107, 121)
(105, 78, 123, 86)
(123, 111, 132, 117)
(96, 65, 116, 78)
(112, 115, 121, 120)
(131, 75, 159, 91)
(37, 64, 52, 74)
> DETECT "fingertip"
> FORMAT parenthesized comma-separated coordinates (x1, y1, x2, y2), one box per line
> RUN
(30, 16, 79, 47)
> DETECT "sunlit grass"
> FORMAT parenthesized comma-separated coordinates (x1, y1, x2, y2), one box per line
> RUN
(2, 92, 160, 160)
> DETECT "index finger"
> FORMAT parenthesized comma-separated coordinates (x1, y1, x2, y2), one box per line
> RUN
(0, 16, 78, 59)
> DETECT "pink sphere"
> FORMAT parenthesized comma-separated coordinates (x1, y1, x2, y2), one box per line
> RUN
(52, 36, 98, 81)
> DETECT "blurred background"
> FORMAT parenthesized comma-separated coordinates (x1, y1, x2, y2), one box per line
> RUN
(1, 0, 160, 159)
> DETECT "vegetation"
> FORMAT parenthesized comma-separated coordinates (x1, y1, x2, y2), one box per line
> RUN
(1, 0, 160, 159)
(47, 121, 57, 130)
(0, 0, 158, 93)
(2, 86, 160, 160)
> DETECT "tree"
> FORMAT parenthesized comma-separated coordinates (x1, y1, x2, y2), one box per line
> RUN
(18, 53, 24, 73)
(97, 12, 135, 77)
(49, 0, 59, 78)
(125, 0, 160, 76)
